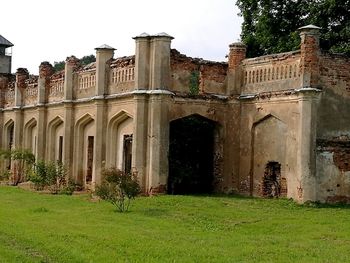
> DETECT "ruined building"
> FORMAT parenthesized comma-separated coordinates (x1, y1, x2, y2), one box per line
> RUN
(0, 26, 349, 203)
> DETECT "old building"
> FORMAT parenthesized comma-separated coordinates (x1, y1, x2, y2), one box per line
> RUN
(0, 25, 349, 203)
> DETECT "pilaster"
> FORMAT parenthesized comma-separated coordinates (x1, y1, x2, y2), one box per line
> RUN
(64, 56, 79, 101)
(227, 42, 246, 95)
(93, 99, 107, 187)
(133, 33, 150, 90)
(297, 89, 320, 202)
(148, 94, 170, 193)
(132, 32, 174, 194)
(63, 57, 79, 179)
(63, 103, 74, 179)
(149, 33, 173, 90)
(36, 62, 53, 160)
(14, 68, 28, 108)
(132, 95, 149, 191)
(298, 25, 321, 89)
(95, 45, 115, 96)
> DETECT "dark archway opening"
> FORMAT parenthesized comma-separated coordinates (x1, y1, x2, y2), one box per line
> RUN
(168, 114, 216, 195)
(262, 161, 287, 198)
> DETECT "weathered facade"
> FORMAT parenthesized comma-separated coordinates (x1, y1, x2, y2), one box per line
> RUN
(1, 25, 349, 203)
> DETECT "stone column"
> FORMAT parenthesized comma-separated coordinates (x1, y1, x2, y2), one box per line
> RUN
(296, 25, 322, 202)
(227, 42, 246, 95)
(0, 75, 8, 150)
(14, 68, 28, 108)
(95, 45, 115, 96)
(63, 56, 79, 180)
(133, 33, 150, 90)
(36, 62, 53, 160)
(93, 45, 114, 186)
(297, 90, 320, 202)
(149, 33, 173, 90)
(13, 68, 28, 148)
(132, 33, 151, 191)
(12, 69, 28, 182)
(298, 25, 321, 88)
(147, 33, 173, 194)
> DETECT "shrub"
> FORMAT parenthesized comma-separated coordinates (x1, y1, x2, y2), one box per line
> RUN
(58, 179, 76, 195)
(96, 168, 140, 212)
(0, 170, 11, 183)
(0, 149, 35, 185)
(30, 161, 68, 194)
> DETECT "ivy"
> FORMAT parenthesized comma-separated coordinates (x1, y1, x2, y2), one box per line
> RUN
(189, 70, 200, 95)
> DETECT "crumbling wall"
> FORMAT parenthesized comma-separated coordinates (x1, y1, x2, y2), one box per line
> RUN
(239, 97, 300, 199)
(170, 49, 227, 95)
(315, 53, 350, 203)
(109, 56, 135, 94)
(317, 54, 350, 138)
(316, 137, 350, 203)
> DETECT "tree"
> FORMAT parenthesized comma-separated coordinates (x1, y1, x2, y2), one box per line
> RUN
(236, 0, 350, 58)
(53, 54, 96, 72)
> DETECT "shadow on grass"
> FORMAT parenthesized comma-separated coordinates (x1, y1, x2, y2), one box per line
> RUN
(166, 193, 350, 209)
(141, 208, 169, 217)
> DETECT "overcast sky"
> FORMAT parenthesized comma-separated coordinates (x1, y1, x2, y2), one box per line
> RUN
(2, 0, 242, 74)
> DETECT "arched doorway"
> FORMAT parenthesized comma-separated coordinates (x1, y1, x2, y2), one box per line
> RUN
(74, 114, 95, 188)
(261, 161, 287, 197)
(4, 120, 14, 170)
(168, 114, 217, 195)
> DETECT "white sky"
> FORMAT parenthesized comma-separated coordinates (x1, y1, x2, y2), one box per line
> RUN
(2, 0, 242, 74)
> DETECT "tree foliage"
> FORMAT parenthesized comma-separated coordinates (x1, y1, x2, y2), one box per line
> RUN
(236, 0, 350, 57)
(53, 54, 96, 72)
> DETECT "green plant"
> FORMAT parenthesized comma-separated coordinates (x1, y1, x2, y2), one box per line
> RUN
(96, 168, 140, 212)
(0, 149, 35, 185)
(30, 161, 67, 193)
(0, 170, 10, 182)
(58, 179, 76, 195)
(189, 70, 200, 95)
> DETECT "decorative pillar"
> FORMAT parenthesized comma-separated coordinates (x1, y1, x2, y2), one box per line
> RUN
(296, 25, 322, 202)
(0, 75, 8, 150)
(227, 42, 246, 95)
(132, 33, 151, 191)
(63, 56, 79, 179)
(95, 44, 115, 96)
(147, 33, 173, 194)
(93, 45, 114, 186)
(297, 90, 320, 202)
(36, 62, 53, 160)
(13, 68, 28, 149)
(298, 25, 321, 88)
(14, 68, 28, 108)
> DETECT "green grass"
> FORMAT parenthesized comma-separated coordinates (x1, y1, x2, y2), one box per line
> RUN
(0, 187, 350, 263)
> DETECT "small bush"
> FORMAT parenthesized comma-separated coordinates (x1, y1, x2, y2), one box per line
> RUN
(30, 161, 68, 194)
(96, 168, 140, 212)
(0, 170, 11, 182)
(58, 180, 76, 195)
(0, 149, 35, 185)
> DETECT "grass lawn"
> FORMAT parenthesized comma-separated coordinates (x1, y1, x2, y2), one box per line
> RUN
(0, 186, 350, 263)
